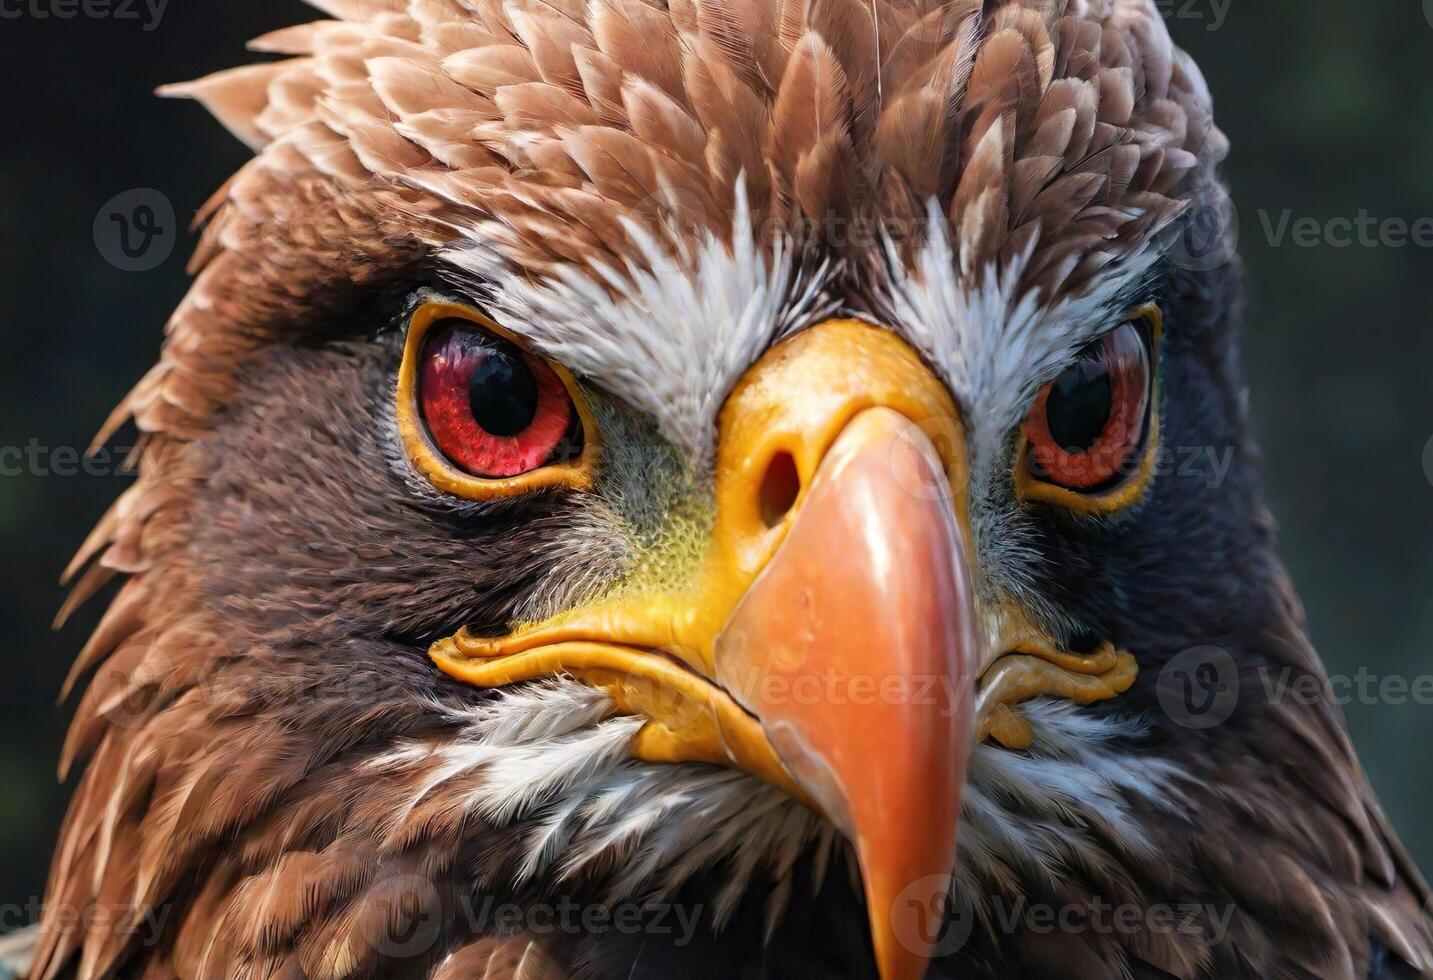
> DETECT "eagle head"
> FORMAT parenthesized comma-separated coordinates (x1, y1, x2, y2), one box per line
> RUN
(31, 0, 1432, 978)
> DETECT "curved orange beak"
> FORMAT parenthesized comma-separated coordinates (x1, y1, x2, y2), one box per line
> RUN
(434, 320, 980, 979)
(717, 406, 977, 980)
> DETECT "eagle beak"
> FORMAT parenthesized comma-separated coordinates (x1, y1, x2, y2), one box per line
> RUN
(715, 405, 977, 980)
(432, 319, 1121, 980)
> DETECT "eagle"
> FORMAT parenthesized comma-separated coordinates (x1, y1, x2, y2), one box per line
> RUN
(11, 0, 1432, 977)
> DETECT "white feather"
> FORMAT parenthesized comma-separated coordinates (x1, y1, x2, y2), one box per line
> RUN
(365, 678, 1188, 941)
(442, 183, 836, 466)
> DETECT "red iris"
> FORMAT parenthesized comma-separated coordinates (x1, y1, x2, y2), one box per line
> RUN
(418, 322, 577, 478)
(1023, 320, 1152, 491)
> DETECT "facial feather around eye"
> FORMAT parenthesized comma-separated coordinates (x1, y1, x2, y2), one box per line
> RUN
(439, 200, 837, 470)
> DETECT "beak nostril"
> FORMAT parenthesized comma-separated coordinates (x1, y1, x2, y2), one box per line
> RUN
(758, 451, 801, 528)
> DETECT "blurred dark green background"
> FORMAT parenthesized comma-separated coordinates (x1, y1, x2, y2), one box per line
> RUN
(1, 0, 1430, 926)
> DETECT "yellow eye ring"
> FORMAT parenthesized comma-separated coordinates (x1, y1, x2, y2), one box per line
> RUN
(396, 301, 600, 500)
(1013, 304, 1162, 516)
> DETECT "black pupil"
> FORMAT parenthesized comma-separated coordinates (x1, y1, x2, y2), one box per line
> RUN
(1045, 356, 1112, 452)
(468, 344, 539, 437)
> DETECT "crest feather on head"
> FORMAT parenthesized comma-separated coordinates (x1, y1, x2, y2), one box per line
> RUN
(136, 0, 1223, 435)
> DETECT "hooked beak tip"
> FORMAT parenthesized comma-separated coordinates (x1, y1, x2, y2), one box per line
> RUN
(716, 407, 978, 980)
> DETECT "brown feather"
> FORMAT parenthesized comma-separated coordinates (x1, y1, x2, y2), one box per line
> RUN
(46, 4, 1426, 980)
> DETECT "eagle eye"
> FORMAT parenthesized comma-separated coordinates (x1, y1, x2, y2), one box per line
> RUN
(397, 302, 597, 499)
(419, 322, 580, 477)
(1016, 305, 1161, 513)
